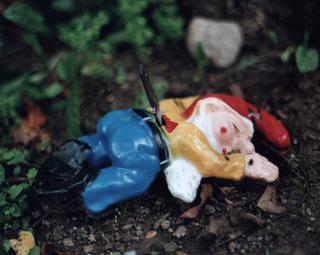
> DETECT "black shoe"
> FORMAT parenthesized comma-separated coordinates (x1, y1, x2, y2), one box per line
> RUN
(35, 140, 99, 209)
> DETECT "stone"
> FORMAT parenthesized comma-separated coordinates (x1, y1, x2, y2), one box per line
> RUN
(164, 242, 178, 253)
(173, 226, 187, 238)
(186, 17, 243, 68)
(161, 220, 171, 230)
(63, 237, 74, 246)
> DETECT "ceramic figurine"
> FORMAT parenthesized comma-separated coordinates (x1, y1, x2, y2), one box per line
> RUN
(35, 65, 290, 214)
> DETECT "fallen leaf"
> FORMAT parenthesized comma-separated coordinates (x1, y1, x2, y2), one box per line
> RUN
(180, 184, 213, 218)
(230, 208, 265, 228)
(208, 215, 231, 237)
(11, 98, 51, 149)
(22, 97, 47, 129)
(257, 185, 286, 214)
(146, 231, 157, 239)
(41, 242, 78, 255)
(207, 215, 242, 246)
(219, 186, 235, 195)
(10, 231, 35, 255)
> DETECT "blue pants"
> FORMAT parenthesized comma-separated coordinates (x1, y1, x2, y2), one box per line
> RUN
(78, 109, 161, 214)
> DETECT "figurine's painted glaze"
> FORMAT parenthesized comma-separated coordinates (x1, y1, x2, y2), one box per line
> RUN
(78, 109, 162, 214)
(36, 94, 289, 214)
(182, 94, 290, 152)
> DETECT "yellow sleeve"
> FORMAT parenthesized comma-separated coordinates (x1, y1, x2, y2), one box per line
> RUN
(165, 121, 246, 181)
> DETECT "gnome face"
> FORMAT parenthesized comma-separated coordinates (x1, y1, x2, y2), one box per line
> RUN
(188, 98, 255, 155)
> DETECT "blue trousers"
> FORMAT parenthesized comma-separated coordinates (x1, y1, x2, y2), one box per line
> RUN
(78, 109, 161, 214)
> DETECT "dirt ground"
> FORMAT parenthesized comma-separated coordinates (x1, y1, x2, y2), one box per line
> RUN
(21, 46, 319, 255)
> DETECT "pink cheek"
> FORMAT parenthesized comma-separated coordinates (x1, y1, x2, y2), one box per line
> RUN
(220, 127, 227, 134)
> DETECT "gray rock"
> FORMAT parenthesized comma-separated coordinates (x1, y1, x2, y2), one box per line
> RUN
(186, 17, 243, 68)
(63, 237, 74, 246)
(164, 242, 178, 253)
(161, 220, 171, 230)
(52, 226, 66, 240)
(173, 226, 187, 238)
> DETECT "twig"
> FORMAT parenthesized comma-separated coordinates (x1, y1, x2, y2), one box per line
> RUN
(270, 181, 309, 222)
(4, 177, 30, 183)
(31, 212, 50, 229)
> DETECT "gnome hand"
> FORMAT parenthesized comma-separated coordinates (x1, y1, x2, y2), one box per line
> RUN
(164, 159, 202, 203)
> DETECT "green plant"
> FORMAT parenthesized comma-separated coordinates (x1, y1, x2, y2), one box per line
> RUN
(0, 72, 64, 129)
(295, 32, 319, 73)
(278, 32, 319, 73)
(193, 43, 208, 82)
(0, 148, 38, 231)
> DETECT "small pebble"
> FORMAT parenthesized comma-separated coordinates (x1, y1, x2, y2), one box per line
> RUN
(228, 242, 236, 253)
(161, 220, 171, 230)
(146, 231, 157, 239)
(163, 242, 178, 253)
(63, 237, 74, 246)
(173, 226, 187, 238)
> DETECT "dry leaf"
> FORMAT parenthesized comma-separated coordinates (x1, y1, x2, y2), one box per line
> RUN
(208, 215, 242, 246)
(41, 242, 78, 255)
(257, 185, 286, 214)
(10, 231, 35, 255)
(11, 98, 51, 149)
(180, 184, 213, 218)
(230, 208, 265, 228)
(22, 97, 47, 129)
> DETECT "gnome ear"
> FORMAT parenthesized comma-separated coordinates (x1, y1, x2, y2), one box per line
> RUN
(193, 98, 226, 117)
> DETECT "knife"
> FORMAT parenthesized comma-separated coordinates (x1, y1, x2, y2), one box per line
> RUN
(139, 63, 164, 126)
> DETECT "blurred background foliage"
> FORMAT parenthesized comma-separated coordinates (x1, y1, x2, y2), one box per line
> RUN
(0, 0, 185, 138)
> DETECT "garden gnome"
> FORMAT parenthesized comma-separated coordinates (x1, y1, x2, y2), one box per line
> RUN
(35, 67, 290, 214)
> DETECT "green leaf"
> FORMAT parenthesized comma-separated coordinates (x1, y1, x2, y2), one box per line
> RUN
(22, 32, 44, 55)
(44, 83, 64, 98)
(28, 71, 48, 85)
(56, 51, 78, 81)
(11, 220, 20, 230)
(0, 165, 5, 185)
(7, 184, 24, 200)
(2, 239, 11, 252)
(296, 45, 319, 73)
(2, 151, 14, 161)
(16, 194, 27, 204)
(67, 78, 82, 138)
(280, 46, 295, 63)
(0, 200, 8, 207)
(11, 203, 21, 217)
(27, 168, 38, 179)
(267, 30, 279, 47)
(6, 150, 29, 165)
(0, 73, 28, 95)
(52, 0, 76, 13)
(13, 166, 21, 177)
(22, 216, 31, 230)
(3, 3, 49, 33)
(29, 246, 41, 255)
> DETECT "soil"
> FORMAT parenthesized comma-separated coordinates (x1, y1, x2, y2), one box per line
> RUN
(1, 2, 320, 255)
(6, 47, 317, 255)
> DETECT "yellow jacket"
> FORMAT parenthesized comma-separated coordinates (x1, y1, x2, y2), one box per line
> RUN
(158, 97, 246, 181)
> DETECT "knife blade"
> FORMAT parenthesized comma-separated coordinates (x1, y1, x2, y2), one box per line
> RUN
(139, 63, 164, 126)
